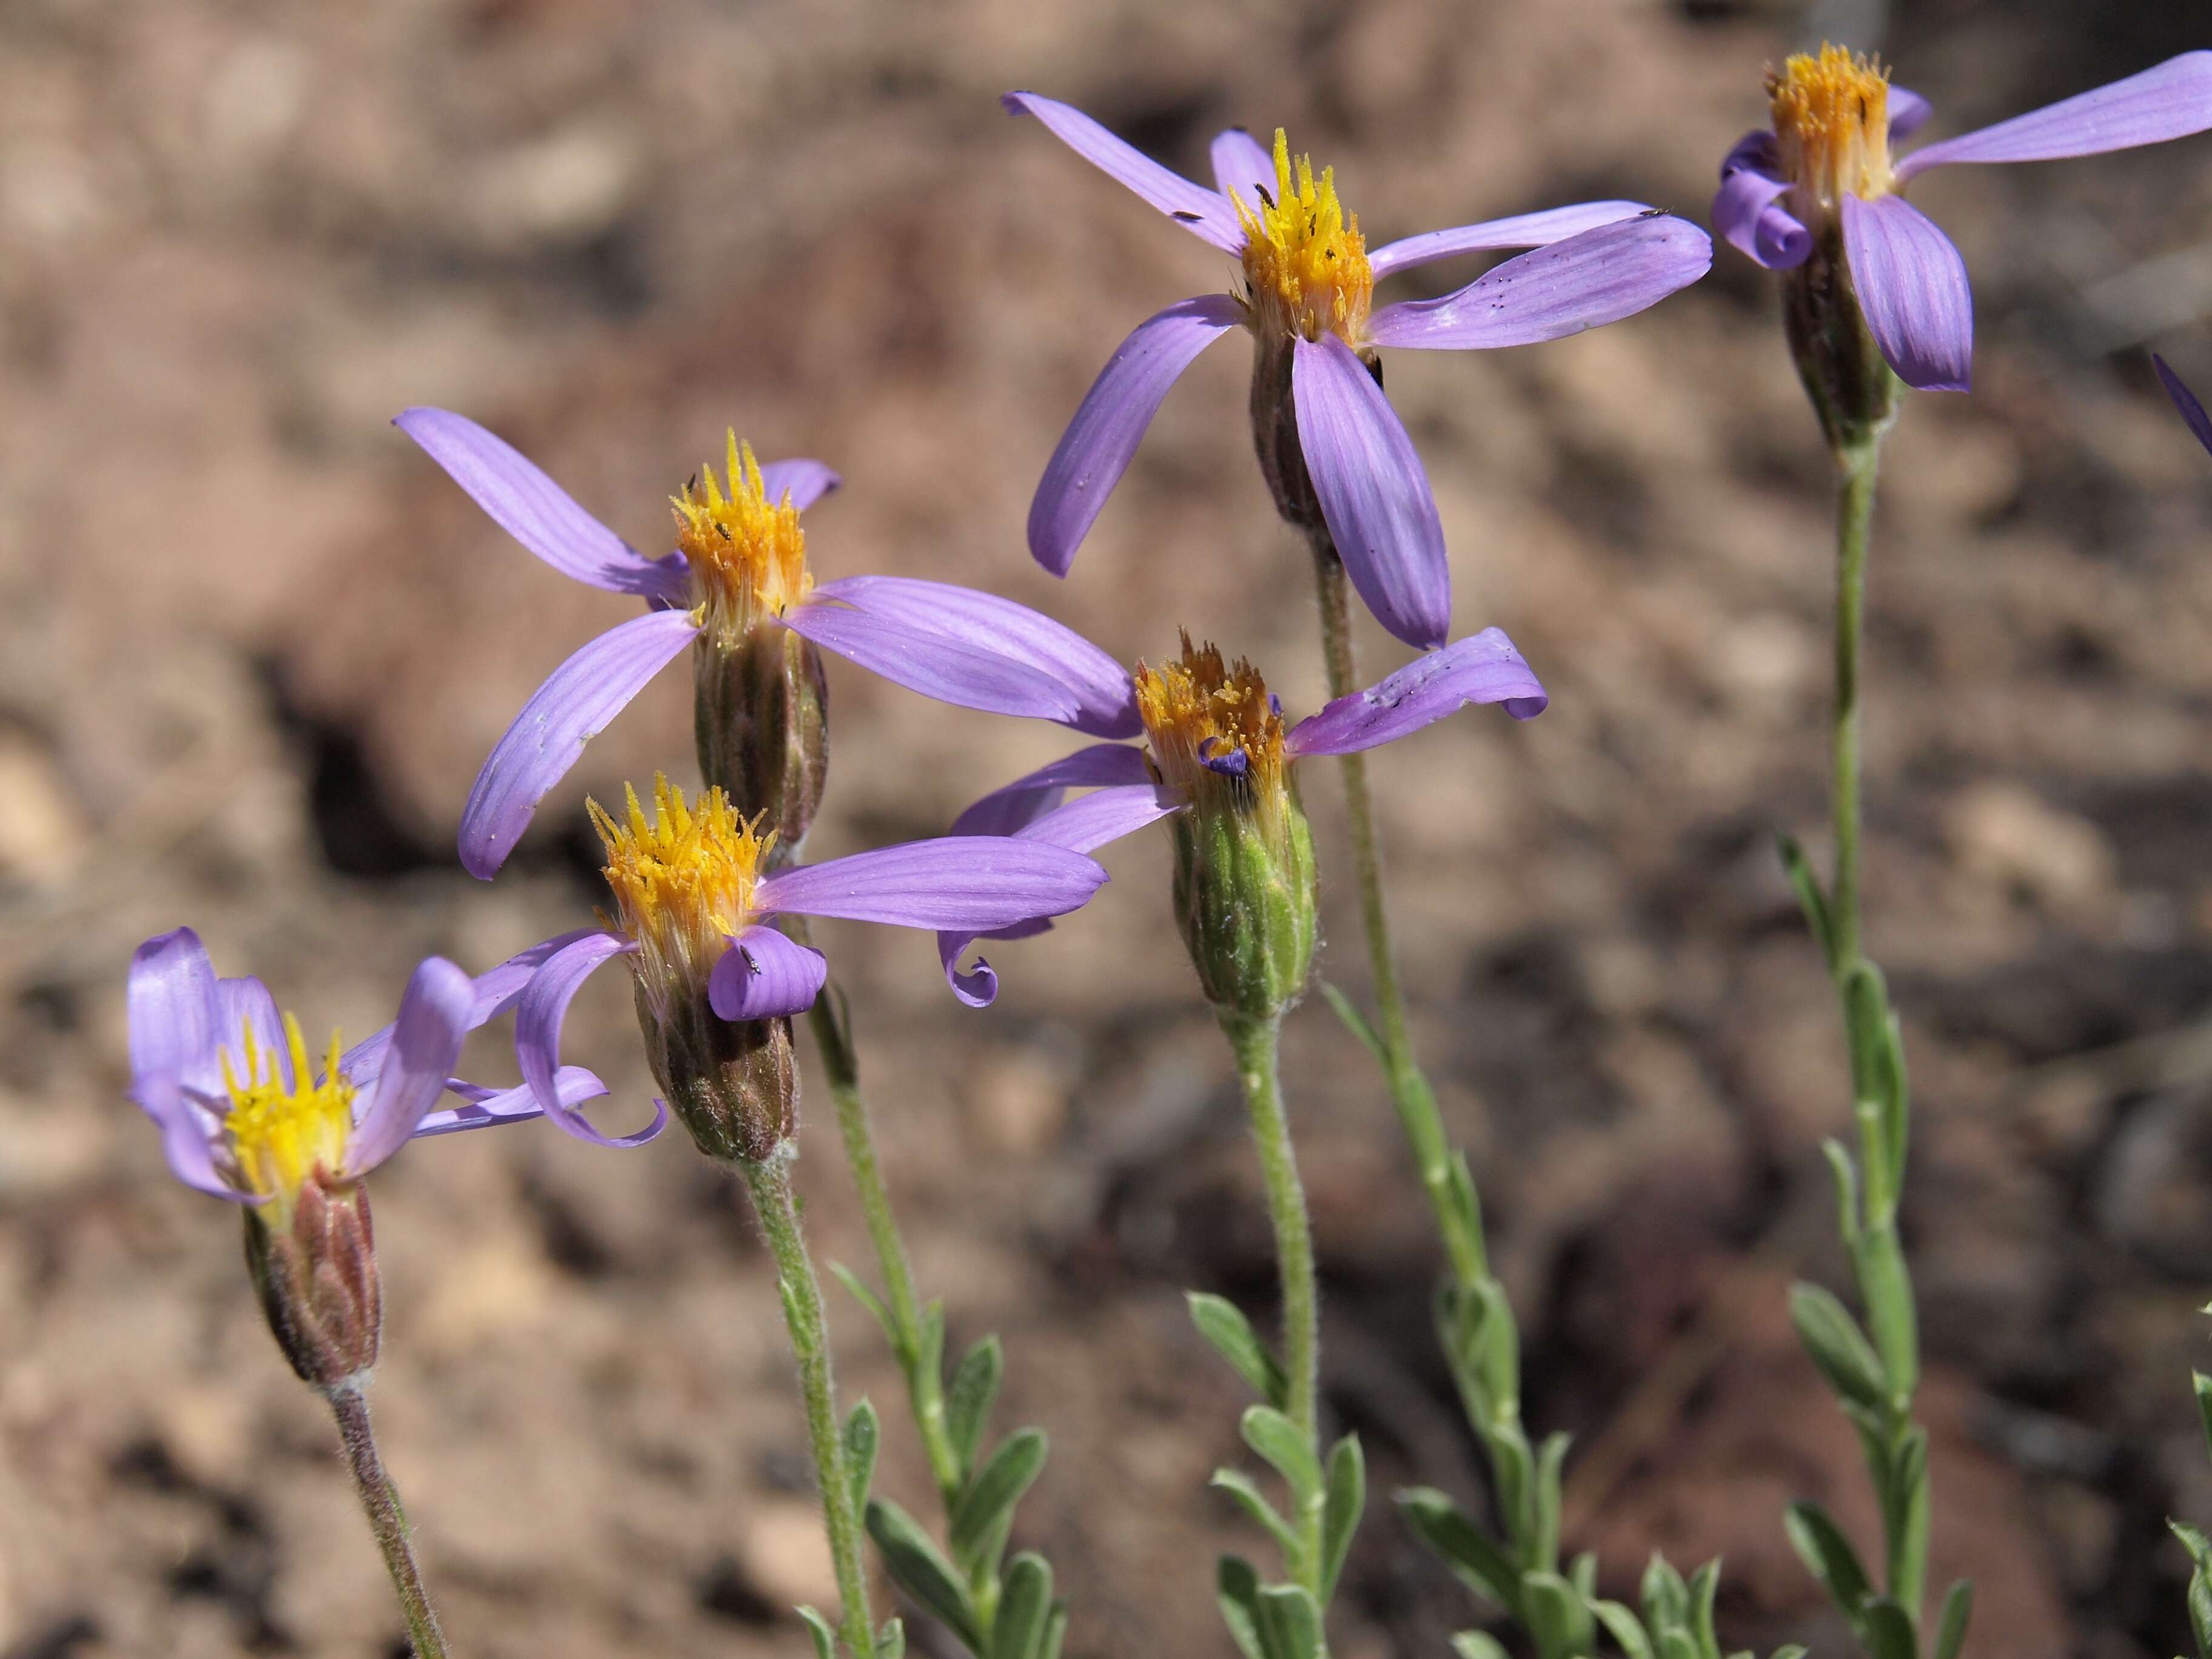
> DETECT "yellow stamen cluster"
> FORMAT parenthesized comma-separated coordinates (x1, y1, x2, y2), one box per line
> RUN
(1234, 130, 1373, 345)
(1134, 633, 1289, 814)
(672, 432, 814, 640)
(223, 1014, 356, 1210)
(591, 774, 774, 1008)
(1769, 44, 1894, 210)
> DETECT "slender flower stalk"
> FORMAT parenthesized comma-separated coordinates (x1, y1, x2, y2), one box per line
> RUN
(329, 1384, 447, 1659)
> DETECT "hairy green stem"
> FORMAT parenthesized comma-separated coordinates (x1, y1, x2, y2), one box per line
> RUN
(740, 1153, 877, 1657)
(1221, 1010, 1324, 1594)
(327, 1384, 448, 1659)
(1308, 537, 1486, 1287)
(1831, 443, 1878, 969)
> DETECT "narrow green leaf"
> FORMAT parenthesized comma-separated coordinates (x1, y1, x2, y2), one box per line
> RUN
(1860, 1596, 1918, 1659)
(1444, 1151, 1487, 1270)
(1569, 1550, 1597, 1600)
(1212, 1468, 1301, 1564)
(1255, 1584, 1324, 1659)
(1851, 1227, 1919, 1402)
(945, 1335, 1004, 1483)
(1241, 1406, 1324, 1506)
(1591, 1599, 1656, 1659)
(2191, 1567, 2212, 1659)
(1657, 1632, 1699, 1659)
(796, 1604, 836, 1659)
(1789, 1282, 1888, 1412)
(991, 1553, 1053, 1659)
(1776, 831, 1836, 970)
(2194, 1372, 2212, 1463)
(1884, 1429, 1929, 1621)
(1641, 1553, 1689, 1634)
(1319, 980, 1386, 1064)
(1321, 1435, 1365, 1601)
(1784, 1500, 1871, 1628)
(1036, 1604, 1068, 1659)
(917, 1302, 947, 1389)
(1451, 1634, 1511, 1659)
(1769, 1649, 1809, 1659)
(1523, 1570, 1592, 1659)
(866, 1496, 981, 1652)
(1399, 1487, 1522, 1614)
(1686, 1560, 1721, 1659)
(1188, 1292, 1289, 1410)
(830, 1262, 897, 1348)
(2174, 1521, 2212, 1575)
(878, 1617, 905, 1659)
(1820, 1139, 1862, 1250)
(843, 1400, 880, 1517)
(1216, 1555, 1268, 1659)
(1931, 1579, 1972, 1659)
(1532, 1432, 1570, 1574)
(1879, 1005, 1910, 1205)
(951, 1427, 1047, 1570)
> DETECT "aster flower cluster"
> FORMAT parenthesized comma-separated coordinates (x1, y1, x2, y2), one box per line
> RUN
(120, 36, 2212, 1659)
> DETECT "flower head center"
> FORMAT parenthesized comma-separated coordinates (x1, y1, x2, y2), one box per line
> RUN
(1769, 44, 1894, 210)
(1135, 633, 1289, 813)
(674, 433, 814, 640)
(223, 1014, 356, 1206)
(1234, 130, 1373, 345)
(591, 774, 774, 1002)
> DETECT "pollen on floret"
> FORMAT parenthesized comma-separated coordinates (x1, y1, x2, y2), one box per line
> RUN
(1233, 130, 1374, 346)
(672, 432, 814, 639)
(1768, 43, 1894, 209)
(1134, 632, 1289, 806)
(590, 774, 774, 1000)
(223, 1014, 357, 1208)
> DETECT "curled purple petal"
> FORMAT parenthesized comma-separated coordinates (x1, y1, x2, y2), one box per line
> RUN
(1369, 201, 1654, 280)
(1368, 213, 1714, 352)
(346, 957, 474, 1175)
(411, 1066, 613, 1138)
(756, 458, 841, 512)
(1026, 295, 1244, 578)
(339, 927, 608, 1088)
(216, 976, 286, 1087)
(1291, 333, 1450, 650)
(708, 925, 830, 1021)
(395, 407, 688, 603)
(1210, 126, 1276, 201)
(1002, 92, 1244, 252)
(460, 607, 702, 879)
(757, 837, 1108, 932)
(516, 931, 662, 1148)
(1712, 133, 1811, 270)
(950, 743, 1156, 838)
(1889, 87, 1934, 140)
(2154, 354, 2212, 460)
(126, 928, 234, 1198)
(1840, 192, 1973, 392)
(1286, 628, 1547, 759)
(1897, 52, 2212, 180)
(793, 576, 1141, 737)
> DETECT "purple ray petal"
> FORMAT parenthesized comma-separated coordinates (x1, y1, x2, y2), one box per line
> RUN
(460, 607, 702, 879)
(1002, 92, 1244, 252)
(757, 837, 1108, 932)
(216, 975, 286, 1087)
(338, 927, 608, 1087)
(1369, 201, 1654, 280)
(1712, 133, 1811, 270)
(1897, 52, 2212, 180)
(346, 957, 474, 1175)
(395, 407, 689, 603)
(517, 931, 663, 1148)
(707, 925, 830, 1021)
(1369, 213, 1714, 352)
(1211, 126, 1276, 202)
(1890, 87, 1934, 140)
(756, 458, 841, 512)
(1286, 628, 1548, 759)
(126, 928, 235, 1198)
(1290, 333, 1450, 649)
(2154, 354, 2212, 459)
(1026, 294, 1245, 578)
(411, 1065, 612, 1138)
(1840, 192, 1973, 392)
(950, 743, 1156, 838)
(793, 575, 1142, 737)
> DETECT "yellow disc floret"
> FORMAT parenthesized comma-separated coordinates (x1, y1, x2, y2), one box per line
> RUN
(1134, 633, 1289, 819)
(1234, 130, 1373, 346)
(1769, 44, 1894, 211)
(223, 1014, 357, 1212)
(591, 774, 774, 1014)
(672, 432, 814, 642)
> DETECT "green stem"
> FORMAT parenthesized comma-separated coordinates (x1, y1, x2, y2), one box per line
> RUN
(1830, 441, 1879, 969)
(1308, 537, 1486, 1287)
(739, 1153, 878, 1658)
(327, 1384, 448, 1659)
(1221, 1011, 1324, 1595)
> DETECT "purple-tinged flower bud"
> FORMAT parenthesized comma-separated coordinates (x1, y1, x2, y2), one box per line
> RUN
(243, 1170, 382, 1392)
(674, 434, 831, 855)
(591, 776, 799, 1162)
(1135, 635, 1319, 1021)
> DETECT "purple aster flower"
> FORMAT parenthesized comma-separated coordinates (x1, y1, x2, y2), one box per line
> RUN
(508, 776, 1109, 1153)
(936, 626, 1548, 1006)
(1716, 46, 2212, 392)
(124, 928, 650, 1210)
(397, 413, 1139, 879)
(1004, 95, 1714, 649)
(2155, 355, 2212, 460)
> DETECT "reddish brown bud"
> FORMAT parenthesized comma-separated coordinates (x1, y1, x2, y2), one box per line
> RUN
(244, 1170, 382, 1392)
